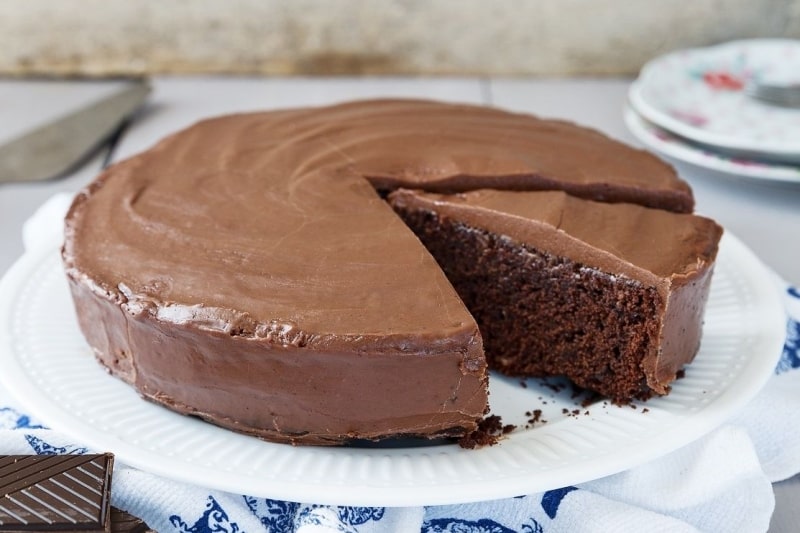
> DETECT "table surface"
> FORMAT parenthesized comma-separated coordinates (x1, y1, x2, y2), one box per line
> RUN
(1, 77, 798, 531)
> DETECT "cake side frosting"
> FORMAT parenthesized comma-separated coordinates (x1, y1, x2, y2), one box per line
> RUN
(66, 273, 487, 445)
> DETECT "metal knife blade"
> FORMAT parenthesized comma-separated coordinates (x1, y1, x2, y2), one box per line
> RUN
(0, 80, 150, 184)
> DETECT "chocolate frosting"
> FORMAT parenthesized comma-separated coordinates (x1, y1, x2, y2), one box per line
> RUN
(63, 99, 699, 445)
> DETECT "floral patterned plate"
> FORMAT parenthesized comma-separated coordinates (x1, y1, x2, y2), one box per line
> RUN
(624, 105, 800, 183)
(629, 39, 800, 162)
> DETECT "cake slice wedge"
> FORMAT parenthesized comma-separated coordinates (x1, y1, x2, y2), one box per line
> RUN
(389, 189, 723, 402)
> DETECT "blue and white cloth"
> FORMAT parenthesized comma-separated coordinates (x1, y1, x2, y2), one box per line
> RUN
(2, 197, 799, 533)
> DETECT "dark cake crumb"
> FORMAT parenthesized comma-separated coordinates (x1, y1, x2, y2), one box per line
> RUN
(676, 369, 686, 379)
(458, 415, 515, 449)
(523, 409, 547, 429)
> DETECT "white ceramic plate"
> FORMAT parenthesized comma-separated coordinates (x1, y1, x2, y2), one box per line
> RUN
(629, 39, 800, 162)
(0, 233, 785, 506)
(624, 105, 800, 183)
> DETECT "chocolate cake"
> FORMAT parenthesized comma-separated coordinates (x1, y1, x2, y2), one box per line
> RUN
(62, 99, 712, 446)
(389, 189, 722, 402)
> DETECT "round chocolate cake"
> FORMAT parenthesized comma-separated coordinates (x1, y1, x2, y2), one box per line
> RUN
(62, 99, 719, 445)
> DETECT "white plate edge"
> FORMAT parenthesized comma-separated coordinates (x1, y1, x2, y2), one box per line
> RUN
(0, 231, 786, 506)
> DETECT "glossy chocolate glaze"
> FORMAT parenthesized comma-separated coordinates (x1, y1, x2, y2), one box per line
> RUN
(63, 99, 697, 445)
(389, 189, 722, 395)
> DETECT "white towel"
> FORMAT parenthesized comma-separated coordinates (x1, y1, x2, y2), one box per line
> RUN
(2, 194, 798, 533)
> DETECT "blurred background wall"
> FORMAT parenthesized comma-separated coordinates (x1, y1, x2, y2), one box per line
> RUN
(1, 0, 799, 78)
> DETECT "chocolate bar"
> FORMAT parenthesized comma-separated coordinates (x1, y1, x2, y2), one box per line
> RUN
(0, 454, 113, 531)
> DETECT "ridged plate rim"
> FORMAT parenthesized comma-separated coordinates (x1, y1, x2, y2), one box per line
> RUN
(0, 231, 785, 506)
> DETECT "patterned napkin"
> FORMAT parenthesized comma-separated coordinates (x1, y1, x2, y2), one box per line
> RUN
(1, 195, 798, 533)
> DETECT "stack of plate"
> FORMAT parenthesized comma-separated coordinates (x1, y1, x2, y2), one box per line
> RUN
(625, 39, 800, 183)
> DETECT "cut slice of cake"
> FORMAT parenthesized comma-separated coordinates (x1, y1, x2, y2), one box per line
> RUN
(389, 188, 723, 402)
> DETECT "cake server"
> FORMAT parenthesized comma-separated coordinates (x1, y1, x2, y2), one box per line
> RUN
(0, 79, 150, 184)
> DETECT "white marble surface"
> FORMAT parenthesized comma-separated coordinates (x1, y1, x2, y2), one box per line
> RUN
(0, 77, 798, 531)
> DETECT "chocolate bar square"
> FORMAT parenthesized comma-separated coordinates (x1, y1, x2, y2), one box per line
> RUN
(0, 454, 113, 532)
